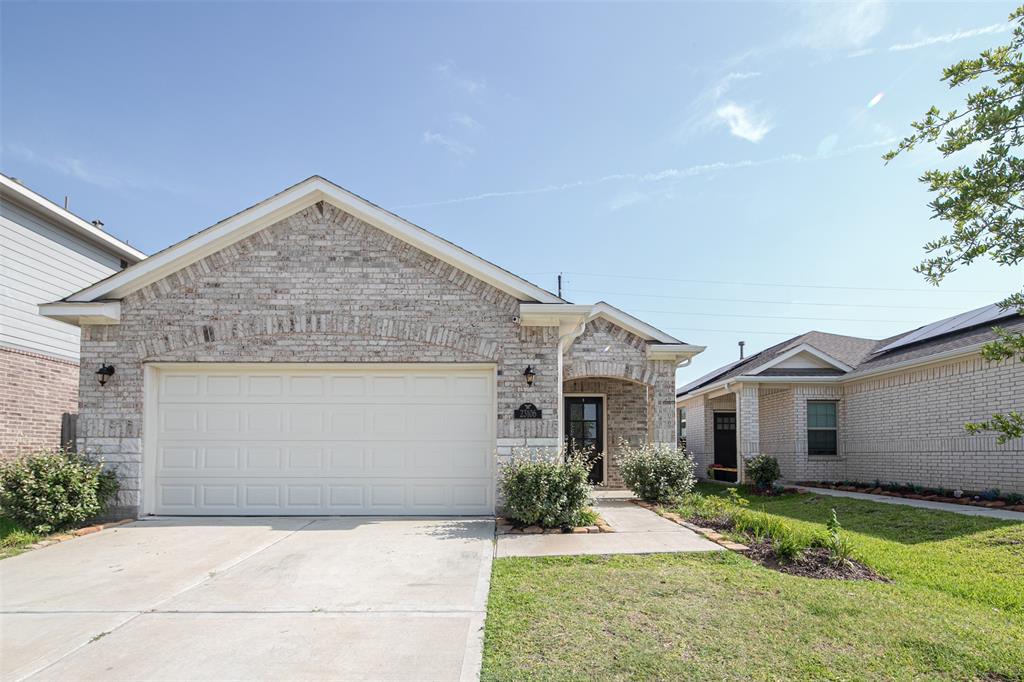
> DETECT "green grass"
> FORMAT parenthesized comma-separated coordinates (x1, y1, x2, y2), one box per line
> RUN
(690, 483, 1024, 612)
(0, 516, 41, 560)
(482, 486, 1024, 681)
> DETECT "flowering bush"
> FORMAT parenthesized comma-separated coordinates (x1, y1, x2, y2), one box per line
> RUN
(616, 442, 696, 503)
(0, 450, 119, 533)
(500, 448, 593, 528)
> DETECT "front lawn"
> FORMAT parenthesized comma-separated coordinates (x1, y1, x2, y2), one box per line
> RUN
(0, 516, 41, 560)
(482, 487, 1024, 681)
(689, 483, 1024, 612)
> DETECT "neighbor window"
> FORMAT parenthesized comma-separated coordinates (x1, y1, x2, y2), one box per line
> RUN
(807, 401, 838, 456)
(677, 407, 687, 445)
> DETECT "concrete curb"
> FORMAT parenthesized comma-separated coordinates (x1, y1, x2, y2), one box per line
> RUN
(494, 515, 614, 535)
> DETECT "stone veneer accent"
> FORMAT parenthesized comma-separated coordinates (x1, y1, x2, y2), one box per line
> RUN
(77, 202, 676, 517)
(0, 347, 78, 458)
(680, 354, 1023, 493)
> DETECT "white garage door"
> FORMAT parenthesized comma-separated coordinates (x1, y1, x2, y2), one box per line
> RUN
(147, 365, 495, 515)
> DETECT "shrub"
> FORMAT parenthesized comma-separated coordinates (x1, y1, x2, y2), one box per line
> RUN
(500, 448, 592, 528)
(0, 450, 119, 534)
(616, 442, 696, 502)
(980, 488, 1001, 501)
(744, 454, 781, 492)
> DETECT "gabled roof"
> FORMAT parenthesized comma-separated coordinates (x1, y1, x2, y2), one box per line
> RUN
(677, 302, 1023, 397)
(61, 176, 563, 304)
(0, 172, 146, 263)
(519, 301, 691, 345)
(676, 331, 876, 397)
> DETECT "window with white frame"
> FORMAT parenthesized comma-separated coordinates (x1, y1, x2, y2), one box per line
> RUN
(807, 401, 838, 456)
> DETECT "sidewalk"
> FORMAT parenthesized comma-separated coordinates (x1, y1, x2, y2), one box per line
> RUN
(796, 486, 1024, 521)
(494, 496, 722, 558)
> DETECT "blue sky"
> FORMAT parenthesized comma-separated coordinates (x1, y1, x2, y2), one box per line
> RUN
(3, 1, 1021, 382)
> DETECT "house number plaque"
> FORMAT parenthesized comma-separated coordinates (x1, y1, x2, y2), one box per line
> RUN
(513, 403, 542, 419)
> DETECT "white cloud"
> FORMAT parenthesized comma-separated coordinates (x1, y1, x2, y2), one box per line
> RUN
(715, 103, 773, 143)
(422, 131, 475, 158)
(6, 143, 184, 193)
(889, 22, 1009, 52)
(395, 137, 898, 210)
(713, 71, 761, 98)
(450, 113, 482, 131)
(798, 1, 888, 49)
(434, 59, 485, 93)
(607, 191, 650, 212)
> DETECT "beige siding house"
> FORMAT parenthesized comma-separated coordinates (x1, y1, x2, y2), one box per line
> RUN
(677, 307, 1024, 494)
(0, 174, 145, 457)
(41, 176, 703, 518)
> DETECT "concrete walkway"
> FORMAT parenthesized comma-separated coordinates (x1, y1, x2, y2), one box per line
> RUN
(1, 516, 494, 682)
(796, 486, 1024, 521)
(495, 497, 721, 558)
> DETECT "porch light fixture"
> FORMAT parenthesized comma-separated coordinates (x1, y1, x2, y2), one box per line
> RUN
(96, 364, 115, 386)
(523, 365, 536, 387)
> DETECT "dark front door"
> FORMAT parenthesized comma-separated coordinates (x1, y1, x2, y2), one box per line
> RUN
(564, 396, 604, 484)
(713, 412, 738, 483)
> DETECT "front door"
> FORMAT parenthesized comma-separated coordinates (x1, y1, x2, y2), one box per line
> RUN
(713, 412, 738, 483)
(564, 396, 604, 484)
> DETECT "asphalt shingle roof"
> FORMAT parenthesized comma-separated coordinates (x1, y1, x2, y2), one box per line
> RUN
(677, 304, 1022, 397)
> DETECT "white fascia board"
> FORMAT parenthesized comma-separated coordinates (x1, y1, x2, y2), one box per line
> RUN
(67, 176, 562, 304)
(749, 343, 853, 374)
(648, 343, 706, 360)
(519, 302, 683, 343)
(39, 301, 121, 325)
(675, 374, 841, 401)
(1, 174, 146, 262)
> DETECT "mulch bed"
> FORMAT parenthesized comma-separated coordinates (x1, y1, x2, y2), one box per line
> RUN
(799, 482, 1024, 512)
(742, 540, 889, 582)
(684, 513, 888, 582)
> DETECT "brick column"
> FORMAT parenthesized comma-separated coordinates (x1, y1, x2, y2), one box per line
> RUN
(736, 383, 760, 483)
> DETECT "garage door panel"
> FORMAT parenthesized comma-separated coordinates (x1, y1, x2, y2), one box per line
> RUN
(151, 366, 494, 515)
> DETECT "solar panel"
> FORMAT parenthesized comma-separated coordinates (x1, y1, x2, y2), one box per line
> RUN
(873, 302, 1018, 354)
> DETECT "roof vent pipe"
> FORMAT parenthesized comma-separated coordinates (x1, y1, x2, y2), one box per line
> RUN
(738, 340, 745, 359)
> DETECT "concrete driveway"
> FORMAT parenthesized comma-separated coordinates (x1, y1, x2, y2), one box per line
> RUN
(0, 516, 494, 681)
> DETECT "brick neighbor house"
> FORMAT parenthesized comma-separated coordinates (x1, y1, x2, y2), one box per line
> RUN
(0, 173, 145, 457)
(677, 305, 1024, 494)
(40, 176, 703, 518)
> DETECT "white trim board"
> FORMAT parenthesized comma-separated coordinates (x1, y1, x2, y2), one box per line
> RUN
(64, 176, 562, 305)
(1, 173, 146, 262)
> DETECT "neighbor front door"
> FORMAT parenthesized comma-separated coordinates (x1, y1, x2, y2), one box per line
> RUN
(564, 396, 604, 484)
(713, 411, 738, 483)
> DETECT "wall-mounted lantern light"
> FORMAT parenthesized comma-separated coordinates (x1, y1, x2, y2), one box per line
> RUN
(96, 364, 115, 386)
(523, 365, 536, 387)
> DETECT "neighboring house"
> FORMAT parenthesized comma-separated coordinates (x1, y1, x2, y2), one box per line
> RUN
(677, 305, 1024, 493)
(0, 173, 145, 457)
(40, 176, 703, 518)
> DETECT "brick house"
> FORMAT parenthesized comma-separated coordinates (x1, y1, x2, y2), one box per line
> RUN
(677, 305, 1024, 493)
(0, 174, 145, 457)
(41, 176, 703, 518)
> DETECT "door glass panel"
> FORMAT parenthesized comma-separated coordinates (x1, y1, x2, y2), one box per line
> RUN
(570, 403, 584, 420)
(584, 422, 597, 439)
(584, 403, 597, 420)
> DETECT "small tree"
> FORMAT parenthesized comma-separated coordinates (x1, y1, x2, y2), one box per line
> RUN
(885, 5, 1024, 443)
